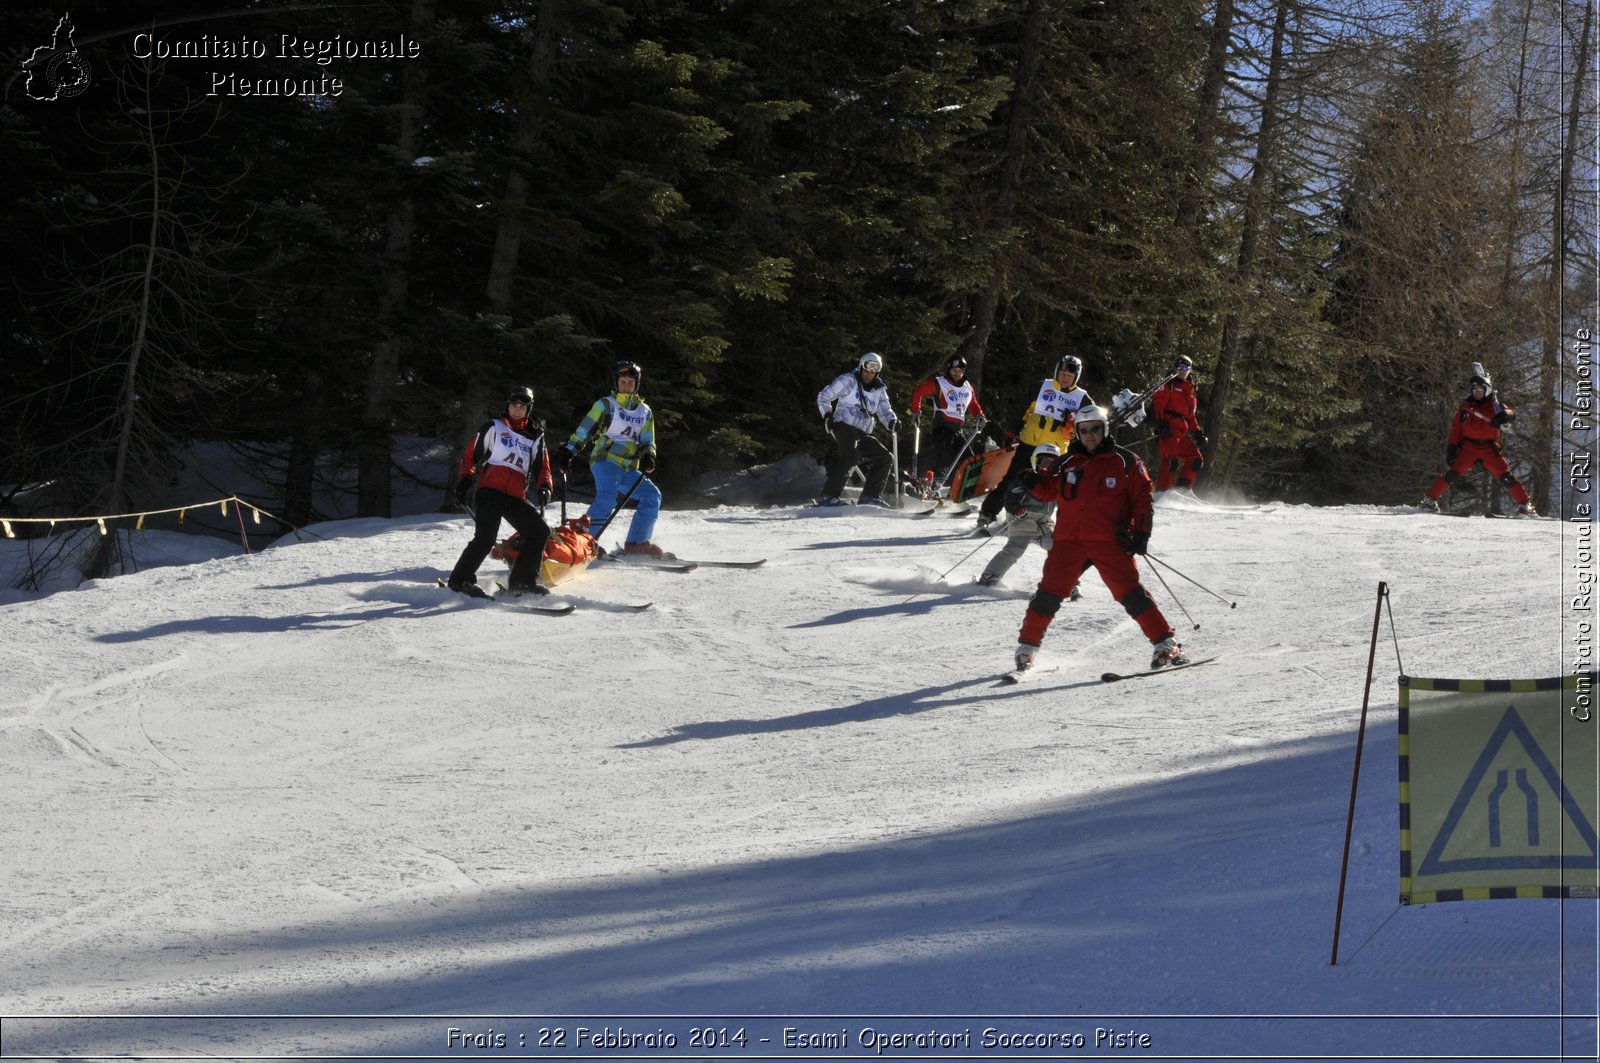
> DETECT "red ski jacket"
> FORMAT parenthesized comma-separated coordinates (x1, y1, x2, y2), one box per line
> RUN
(458, 415, 553, 500)
(1447, 393, 1515, 448)
(1029, 441, 1154, 544)
(909, 374, 986, 427)
(1152, 377, 1200, 436)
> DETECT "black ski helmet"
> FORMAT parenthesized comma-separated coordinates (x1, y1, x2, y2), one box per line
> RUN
(944, 354, 967, 378)
(615, 360, 642, 382)
(506, 385, 534, 405)
(1173, 355, 1194, 371)
(1056, 354, 1083, 379)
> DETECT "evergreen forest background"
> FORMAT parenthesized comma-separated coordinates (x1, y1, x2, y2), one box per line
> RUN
(1, 0, 1593, 536)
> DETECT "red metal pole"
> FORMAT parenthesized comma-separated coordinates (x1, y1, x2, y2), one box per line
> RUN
(1330, 580, 1387, 965)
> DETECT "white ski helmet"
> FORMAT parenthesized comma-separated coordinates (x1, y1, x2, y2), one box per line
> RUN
(1031, 443, 1061, 470)
(859, 351, 884, 373)
(1469, 362, 1492, 390)
(1073, 404, 1109, 433)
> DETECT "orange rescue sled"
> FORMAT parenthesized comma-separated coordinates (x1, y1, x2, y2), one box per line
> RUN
(491, 519, 600, 587)
(947, 444, 1016, 503)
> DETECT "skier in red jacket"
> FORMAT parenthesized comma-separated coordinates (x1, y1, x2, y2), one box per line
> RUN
(446, 385, 555, 597)
(1419, 364, 1536, 516)
(908, 354, 987, 485)
(1011, 404, 1186, 673)
(1151, 355, 1206, 493)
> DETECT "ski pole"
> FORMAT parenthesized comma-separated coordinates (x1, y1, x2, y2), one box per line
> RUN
(1144, 550, 1237, 608)
(937, 536, 1000, 581)
(900, 536, 1002, 606)
(1146, 559, 1199, 631)
(891, 424, 902, 509)
(591, 465, 648, 546)
(934, 423, 985, 492)
(911, 421, 921, 481)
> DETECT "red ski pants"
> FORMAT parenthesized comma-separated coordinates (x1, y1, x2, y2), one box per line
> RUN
(1019, 540, 1174, 648)
(1425, 442, 1530, 505)
(1157, 434, 1204, 491)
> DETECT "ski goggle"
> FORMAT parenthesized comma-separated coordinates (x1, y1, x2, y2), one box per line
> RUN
(507, 388, 534, 404)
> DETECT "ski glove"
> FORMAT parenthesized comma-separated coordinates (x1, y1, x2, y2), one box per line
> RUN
(554, 445, 574, 474)
(1155, 420, 1172, 439)
(1189, 430, 1208, 449)
(821, 416, 835, 439)
(1492, 404, 1515, 426)
(1119, 529, 1150, 556)
(1445, 444, 1459, 465)
(535, 486, 551, 507)
(639, 449, 657, 475)
(453, 476, 475, 505)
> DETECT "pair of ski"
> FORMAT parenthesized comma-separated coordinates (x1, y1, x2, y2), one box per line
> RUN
(998, 655, 1218, 685)
(597, 553, 768, 573)
(812, 498, 941, 516)
(1431, 509, 1548, 521)
(436, 578, 651, 615)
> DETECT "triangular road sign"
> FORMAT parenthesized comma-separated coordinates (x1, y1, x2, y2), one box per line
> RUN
(1418, 706, 1598, 875)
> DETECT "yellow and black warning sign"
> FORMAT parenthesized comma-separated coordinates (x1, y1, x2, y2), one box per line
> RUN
(1400, 675, 1598, 904)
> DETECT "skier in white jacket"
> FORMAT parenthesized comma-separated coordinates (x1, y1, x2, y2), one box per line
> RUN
(816, 352, 899, 507)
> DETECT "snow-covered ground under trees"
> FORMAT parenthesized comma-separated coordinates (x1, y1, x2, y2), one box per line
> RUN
(0, 493, 1592, 1062)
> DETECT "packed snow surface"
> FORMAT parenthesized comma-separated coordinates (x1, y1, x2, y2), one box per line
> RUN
(0, 495, 1591, 1062)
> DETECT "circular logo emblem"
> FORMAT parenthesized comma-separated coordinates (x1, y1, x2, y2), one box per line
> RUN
(47, 51, 92, 99)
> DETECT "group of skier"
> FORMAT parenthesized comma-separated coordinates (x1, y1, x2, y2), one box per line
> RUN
(446, 360, 663, 600)
(445, 350, 1537, 675)
(815, 349, 1194, 672)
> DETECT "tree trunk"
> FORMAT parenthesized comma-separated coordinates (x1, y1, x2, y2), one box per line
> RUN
(106, 73, 163, 520)
(1156, 0, 1237, 362)
(960, 0, 1047, 383)
(1203, 0, 1288, 468)
(1534, 0, 1592, 514)
(92, 70, 163, 580)
(358, 0, 434, 517)
(444, 0, 565, 510)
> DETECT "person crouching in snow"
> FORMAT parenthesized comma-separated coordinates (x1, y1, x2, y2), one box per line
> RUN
(1419, 363, 1536, 517)
(978, 443, 1074, 595)
(556, 360, 667, 556)
(1011, 404, 1185, 672)
(447, 385, 553, 597)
